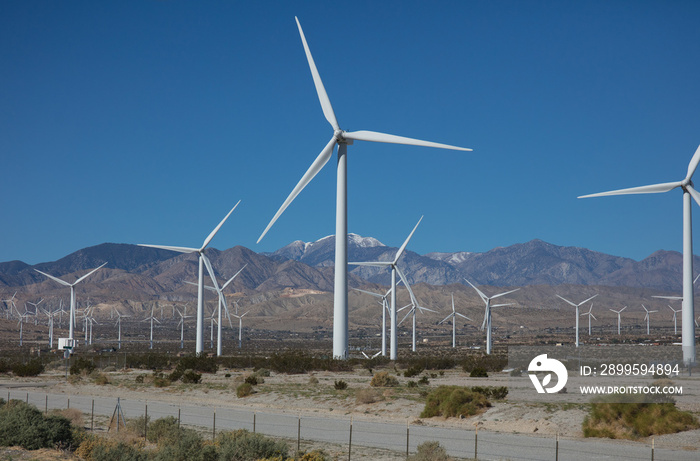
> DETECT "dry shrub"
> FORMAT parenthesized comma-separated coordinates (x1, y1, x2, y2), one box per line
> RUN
(308, 374, 319, 385)
(92, 372, 109, 385)
(370, 371, 399, 387)
(51, 408, 84, 428)
(356, 388, 379, 405)
(420, 386, 491, 419)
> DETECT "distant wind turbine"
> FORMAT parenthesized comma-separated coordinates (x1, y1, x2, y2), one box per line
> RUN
(579, 145, 700, 365)
(610, 306, 627, 335)
(35, 263, 106, 355)
(256, 17, 472, 360)
(350, 217, 424, 360)
(114, 310, 131, 349)
(2, 292, 17, 320)
(143, 306, 160, 350)
(556, 294, 598, 347)
(398, 278, 437, 352)
(232, 311, 249, 349)
(667, 305, 681, 335)
(642, 305, 658, 335)
(352, 287, 391, 357)
(176, 305, 192, 349)
(439, 293, 472, 348)
(466, 279, 520, 354)
(140, 201, 239, 354)
(580, 304, 597, 336)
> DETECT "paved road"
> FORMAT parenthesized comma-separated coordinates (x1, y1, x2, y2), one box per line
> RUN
(5, 388, 697, 460)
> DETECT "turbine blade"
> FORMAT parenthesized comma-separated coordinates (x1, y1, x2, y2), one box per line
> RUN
(686, 185, 700, 207)
(74, 262, 108, 285)
(451, 293, 455, 313)
(202, 200, 240, 251)
(578, 181, 683, 199)
(686, 144, 700, 181)
(464, 278, 488, 303)
(590, 314, 597, 320)
(221, 264, 247, 290)
(352, 288, 384, 298)
(398, 309, 413, 326)
(343, 130, 472, 152)
(394, 216, 423, 263)
(491, 303, 513, 308)
(361, 351, 369, 359)
(556, 295, 577, 307)
(202, 255, 221, 292)
(138, 244, 198, 254)
(34, 269, 71, 287)
(455, 312, 472, 321)
(395, 266, 418, 306)
(295, 17, 339, 130)
(491, 288, 520, 300)
(439, 313, 453, 324)
(481, 308, 488, 331)
(349, 261, 392, 267)
(652, 295, 683, 301)
(257, 137, 336, 243)
(579, 294, 598, 306)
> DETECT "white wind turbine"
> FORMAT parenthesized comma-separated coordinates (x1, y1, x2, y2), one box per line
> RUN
(35, 263, 106, 355)
(667, 305, 682, 335)
(140, 201, 239, 355)
(2, 292, 17, 320)
(349, 217, 424, 360)
(352, 287, 391, 357)
(439, 293, 472, 348)
(580, 304, 597, 336)
(556, 294, 598, 347)
(17, 308, 32, 346)
(610, 306, 627, 335)
(232, 311, 249, 349)
(642, 305, 658, 335)
(27, 299, 43, 325)
(41, 307, 55, 347)
(579, 145, 700, 365)
(143, 306, 160, 349)
(466, 279, 520, 354)
(256, 17, 471, 360)
(176, 305, 192, 350)
(398, 278, 437, 352)
(114, 310, 131, 349)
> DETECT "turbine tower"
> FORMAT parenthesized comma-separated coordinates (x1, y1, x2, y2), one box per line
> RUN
(466, 279, 520, 354)
(257, 17, 472, 359)
(579, 145, 700, 365)
(667, 305, 681, 335)
(140, 201, 239, 355)
(176, 305, 192, 350)
(35, 263, 107, 355)
(232, 311, 249, 349)
(652, 295, 683, 335)
(439, 293, 472, 348)
(143, 306, 160, 350)
(352, 287, 391, 356)
(349, 217, 424, 360)
(642, 305, 658, 335)
(580, 304, 597, 336)
(398, 278, 437, 352)
(114, 310, 131, 349)
(556, 294, 598, 347)
(610, 306, 627, 335)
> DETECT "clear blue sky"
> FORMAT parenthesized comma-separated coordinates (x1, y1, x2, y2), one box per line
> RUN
(2, 1, 700, 265)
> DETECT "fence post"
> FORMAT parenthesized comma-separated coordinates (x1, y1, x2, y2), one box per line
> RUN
(474, 424, 478, 460)
(651, 437, 654, 461)
(348, 416, 353, 461)
(91, 399, 95, 432)
(26, 392, 28, 404)
(213, 409, 216, 440)
(297, 415, 301, 453)
(555, 433, 559, 461)
(178, 407, 181, 430)
(145, 403, 148, 440)
(45, 395, 48, 415)
(406, 420, 409, 460)
(67, 397, 70, 409)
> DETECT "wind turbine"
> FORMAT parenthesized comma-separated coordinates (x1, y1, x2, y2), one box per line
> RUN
(361, 350, 382, 359)
(27, 299, 43, 325)
(2, 292, 17, 320)
(352, 287, 391, 356)
(17, 308, 31, 346)
(41, 307, 55, 348)
(466, 279, 520, 354)
(35, 263, 107, 355)
(232, 311, 249, 349)
(349, 217, 424, 360)
(176, 305, 192, 349)
(140, 201, 239, 355)
(580, 304, 597, 336)
(642, 305, 658, 335)
(609, 306, 627, 335)
(439, 293, 472, 348)
(398, 278, 437, 352)
(114, 310, 131, 349)
(579, 145, 700, 365)
(256, 17, 472, 360)
(667, 305, 681, 335)
(143, 306, 160, 350)
(556, 294, 598, 347)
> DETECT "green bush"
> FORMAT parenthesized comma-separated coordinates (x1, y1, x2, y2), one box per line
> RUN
(0, 400, 74, 450)
(91, 441, 149, 461)
(471, 386, 508, 400)
(469, 367, 488, 378)
(461, 354, 507, 373)
(404, 365, 424, 378)
(245, 374, 262, 386)
(371, 371, 399, 387)
(268, 350, 353, 374)
(583, 394, 700, 439)
(419, 376, 430, 385)
(420, 386, 491, 419)
(407, 380, 418, 388)
(0, 359, 11, 373)
(334, 380, 348, 390)
(12, 358, 45, 377)
(152, 427, 215, 461)
(128, 414, 150, 438)
(147, 416, 180, 444)
(176, 355, 218, 374)
(217, 429, 288, 460)
(407, 441, 453, 461)
(181, 370, 202, 384)
(70, 357, 96, 376)
(237, 382, 254, 398)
